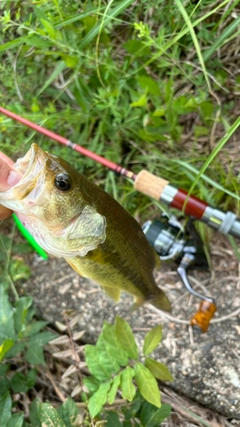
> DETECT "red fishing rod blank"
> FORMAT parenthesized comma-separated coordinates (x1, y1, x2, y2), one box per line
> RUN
(1, 106, 240, 239)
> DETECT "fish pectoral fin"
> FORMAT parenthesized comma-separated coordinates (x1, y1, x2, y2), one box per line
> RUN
(65, 259, 88, 278)
(101, 286, 121, 302)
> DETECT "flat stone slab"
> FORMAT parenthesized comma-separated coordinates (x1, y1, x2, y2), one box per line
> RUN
(18, 240, 240, 421)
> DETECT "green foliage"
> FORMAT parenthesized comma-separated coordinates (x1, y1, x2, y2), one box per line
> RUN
(0, 0, 239, 215)
(0, 283, 57, 426)
(0, 0, 240, 425)
(84, 316, 172, 423)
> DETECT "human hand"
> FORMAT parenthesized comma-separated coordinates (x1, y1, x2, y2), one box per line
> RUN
(0, 152, 21, 220)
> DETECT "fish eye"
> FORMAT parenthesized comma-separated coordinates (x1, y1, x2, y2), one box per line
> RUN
(54, 173, 72, 191)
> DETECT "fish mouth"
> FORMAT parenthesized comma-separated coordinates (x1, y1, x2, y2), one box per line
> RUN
(13, 143, 45, 188)
(0, 143, 47, 210)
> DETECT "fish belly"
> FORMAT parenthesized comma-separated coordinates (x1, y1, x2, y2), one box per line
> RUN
(65, 247, 171, 311)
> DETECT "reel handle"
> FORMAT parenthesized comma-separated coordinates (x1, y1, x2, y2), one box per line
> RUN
(191, 301, 217, 333)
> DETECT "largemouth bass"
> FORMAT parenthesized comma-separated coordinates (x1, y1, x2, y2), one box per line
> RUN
(0, 144, 170, 311)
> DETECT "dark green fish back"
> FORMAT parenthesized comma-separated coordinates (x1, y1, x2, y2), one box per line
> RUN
(68, 169, 171, 311)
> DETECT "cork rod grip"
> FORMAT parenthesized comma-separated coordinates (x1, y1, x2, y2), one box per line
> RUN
(134, 170, 169, 200)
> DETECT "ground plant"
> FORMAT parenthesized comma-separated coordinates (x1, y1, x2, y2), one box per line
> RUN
(0, 0, 240, 425)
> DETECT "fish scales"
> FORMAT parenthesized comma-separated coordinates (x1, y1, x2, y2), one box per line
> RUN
(0, 144, 171, 311)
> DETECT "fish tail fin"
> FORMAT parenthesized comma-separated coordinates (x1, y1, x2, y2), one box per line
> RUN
(149, 289, 171, 312)
(131, 288, 171, 313)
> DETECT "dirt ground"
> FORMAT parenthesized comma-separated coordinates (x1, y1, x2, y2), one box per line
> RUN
(13, 227, 240, 427)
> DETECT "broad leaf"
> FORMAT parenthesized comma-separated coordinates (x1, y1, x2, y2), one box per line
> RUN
(6, 412, 24, 427)
(97, 336, 121, 377)
(0, 391, 12, 426)
(145, 358, 174, 382)
(101, 322, 129, 366)
(120, 367, 136, 401)
(146, 404, 172, 426)
(28, 331, 57, 346)
(83, 377, 100, 393)
(85, 345, 113, 381)
(143, 326, 162, 356)
(115, 317, 138, 360)
(14, 297, 32, 336)
(0, 287, 15, 343)
(38, 402, 66, 426)
(88, 382, 111, 418)
(107, 374, 121, 404)
(0, 339, 14, 361)
(134, 363, 161, 408)
(25, 344, 45, 365)
(57, 397, 79, 427)
(11, 369, 37, 393)
(105, 411, 122, 427)
(23, 320, 49, 337)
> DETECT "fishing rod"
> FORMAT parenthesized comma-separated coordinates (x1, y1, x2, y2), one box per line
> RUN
(1, 106, 239, 239)
(0, 106, 237, 331)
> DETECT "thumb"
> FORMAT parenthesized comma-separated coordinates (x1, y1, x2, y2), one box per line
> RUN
(0, 153, 21, 220)
(0, 153, 21, 191)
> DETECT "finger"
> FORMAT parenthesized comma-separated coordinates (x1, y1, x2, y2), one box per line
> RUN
(0, 153, 22, 219)
(0, 206, 12, 220)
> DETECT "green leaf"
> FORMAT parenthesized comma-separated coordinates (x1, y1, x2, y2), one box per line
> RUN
(57, 397, 79, 427)
(6, 412, 24, 427)
(130, 94, 147, 107)
(134, 363, 161, 408)
(61, 55, 79, 68)
(88, 382, 111, 418)
(24, 35, 52, 49)
(97, 335, 121, 377)
(28, 331, 57, 346)
(29, 399, 41, 427)
(145, 404, 172, 427)
(23, 321, 49, 337)
(0, 365, 9, 375)
(105, 411, 122, 427)
(14, 297, 32, 336)
(101, 322, 129, 366)
(85, 345, 113, 381)
(145, 358, 174, 382)
(0, 339, 14, 361)
(0, 37, 26, 52)
(107, 374, 121, 404)
(140, 400, 157, 426)
(79, 0, 135, 48)
(138, 76, 160, 96)
(115, 317, 138, 360)
(38, 402, 66, 427)
(123, 40, 150, 57)
(25, 344, 45, 365)
(4, 342, 25, 359)
(0, 391, 12, 426)
(11, 369, 37, 393)
(120, 367, 136, 402)
(0, 378, 10, 394)
(143, 325, 162, 356)
(37, 61, 66, 96)
(0, 286, 15, 343)
(83, 377, 100, 393)
(41, 19, 57, 39)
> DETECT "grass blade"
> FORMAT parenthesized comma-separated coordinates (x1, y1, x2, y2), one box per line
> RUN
(186, 116, 240, 199)
(203, 16, 240, 61)
(174, 0, 211, 91)
(79, 0, 135, 48)
(36, 61, 65, 96)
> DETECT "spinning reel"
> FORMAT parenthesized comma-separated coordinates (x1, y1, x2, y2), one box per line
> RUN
(143, 215, 216, 332)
